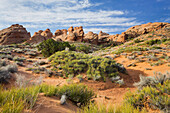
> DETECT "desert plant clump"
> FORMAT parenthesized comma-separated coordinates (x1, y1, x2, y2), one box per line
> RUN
(134, 72, 169, 89)
(126, 72, 170, 112)
(49, 51, 124, 81)
(112, 46, 148, 55)
(134, 39, 144, 43)
(76, 44, 91, 53)
(37, 39, 75, 57)
(0, 61, 18, 83)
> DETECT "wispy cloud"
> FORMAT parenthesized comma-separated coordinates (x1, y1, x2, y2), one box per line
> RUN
(0, 0, 140, 34)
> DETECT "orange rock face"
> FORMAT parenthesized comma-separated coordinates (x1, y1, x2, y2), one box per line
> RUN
(41, 29, 53, 39)
(0, 24, 31, 45)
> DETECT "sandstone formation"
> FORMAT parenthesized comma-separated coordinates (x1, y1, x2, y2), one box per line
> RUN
(26, 29, 53, 44)
(84, 31, 98, 45)
(26, 32, 46, 44)
(110, 22, 169, 43)
(41, 29, 53, 39)
(54, 26, 84, 42)
(98, 31, 110, 44)
(0, 24, 31, 45)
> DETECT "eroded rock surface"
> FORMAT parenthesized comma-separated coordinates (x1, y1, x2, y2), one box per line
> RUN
(0, 24, 31, 45)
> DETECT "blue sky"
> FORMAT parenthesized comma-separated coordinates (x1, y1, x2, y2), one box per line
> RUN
(0, 0, 169, 35)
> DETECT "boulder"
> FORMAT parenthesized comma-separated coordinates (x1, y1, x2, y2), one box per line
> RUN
(0, 24, 31, 45)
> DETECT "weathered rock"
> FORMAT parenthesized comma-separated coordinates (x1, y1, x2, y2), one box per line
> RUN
(73, 26, 84, 42)
(0, 24, 31, 45)
(26, 29, 53, 44)
(26, 33, 46, 44)
(53, 29, 67, 41)
(41, 29, 53, 39)
(110, 22, 170, 43)
(84, 31, 98, 44)
(98, 31, 110, 44)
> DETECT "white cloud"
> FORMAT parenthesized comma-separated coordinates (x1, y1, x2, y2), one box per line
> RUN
(0, 0, 140, 34)
(84, 28, 127, 34)
(164, 18, 170, 22)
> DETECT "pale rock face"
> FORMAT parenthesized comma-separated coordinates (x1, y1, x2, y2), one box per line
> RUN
(0, 24, 31, 45)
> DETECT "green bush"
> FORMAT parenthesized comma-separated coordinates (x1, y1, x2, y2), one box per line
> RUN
(134, 39, 144, 43)
(37, 39, 74, 57)
(76, 44, 91, 53)
(57, 84, 94, 106)
(145, 39, 161, 46)
(49, 51, 123, 81)
(40, 84, 94, 106)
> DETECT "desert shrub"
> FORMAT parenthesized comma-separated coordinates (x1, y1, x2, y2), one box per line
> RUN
(40, 84, 94, 106)
(145, 39, 161, 46)
(0, 60, 7, 67)
(134, 72, 169, 89)
(0, 63, 18, 83)
(150, 46, 162, 50)
(79, 102, 147, 113)
(49, 51, 123, 81)
(37, 39, 74, 57)
(87, 57, 119, 80)
(13, 56, 26, 62)
(76, 44, 91, 53)
(134, 39, 144, 43)
(57, 84, 94, 106)
(112, 47, 148, 54)
(126, 72, 170, 112)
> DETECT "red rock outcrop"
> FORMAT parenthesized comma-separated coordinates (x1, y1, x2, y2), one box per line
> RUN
(54, 26, 84, 42)
(110, 22, 169, 43)
(0, 24, 31, 45)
